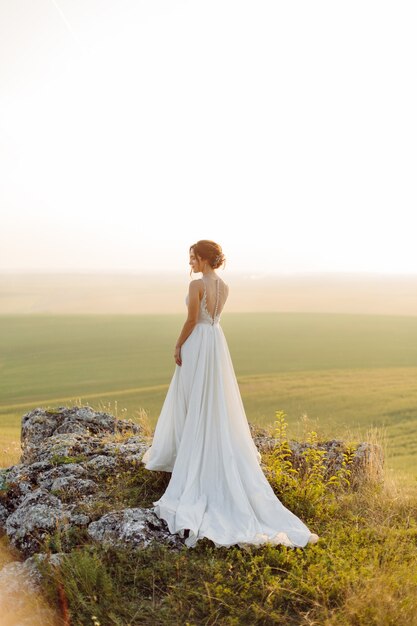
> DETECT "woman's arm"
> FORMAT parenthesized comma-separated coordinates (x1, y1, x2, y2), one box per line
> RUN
(174, 281, 201, 365)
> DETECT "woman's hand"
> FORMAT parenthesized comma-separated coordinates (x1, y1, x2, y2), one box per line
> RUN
(174, 345, 182, 366)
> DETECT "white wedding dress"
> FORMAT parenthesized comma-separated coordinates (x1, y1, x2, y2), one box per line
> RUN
(141, 275, 319, 549)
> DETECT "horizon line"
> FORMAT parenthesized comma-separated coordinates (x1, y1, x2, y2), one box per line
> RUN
(1, 269, 417, 278)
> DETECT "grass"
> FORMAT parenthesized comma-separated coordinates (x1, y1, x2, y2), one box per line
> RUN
(1, 310, 416, 623)
(18, 410, 417, 626)
(1, 312, 417, 482)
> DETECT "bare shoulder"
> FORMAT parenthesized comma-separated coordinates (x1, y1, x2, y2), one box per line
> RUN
(189, 279, 204, 297)
(220, 278, 230, 294)
(189, 279, 202, 288)
(217, 278, 229, 302)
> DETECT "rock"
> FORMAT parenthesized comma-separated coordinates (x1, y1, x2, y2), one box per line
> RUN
(5, 487, 89, 557)
(87, 507, 185, 551)
(0, 469, 36, 517)
(37, 462, 87, 490)
(352, 441, 385, 482)
(0, 559, 42, 592)
(0, 406, 152, 557)
(84, 454, 117, 473)
(4, 487, 65, 554)
(50, 475, 99, 498)
(0, 407, 143, 513)
(24, 551, 66, 584)
(0, 460, 90, 517)
(21, 405, 140, 464)
(29, 551, 65, 569)
(0, 503, 8, 525)
(253, 435, 384, 485)
(101, 435, 148, 463)
(0, 559, 43, 618)
(0, 554, 63, 624)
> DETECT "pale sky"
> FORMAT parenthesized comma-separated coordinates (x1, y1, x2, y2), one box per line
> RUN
(0, 0, 416, 276)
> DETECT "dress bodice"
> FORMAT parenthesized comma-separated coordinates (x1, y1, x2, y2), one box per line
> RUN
(185, 291, 221, 325)
(185, 278, 226, 326)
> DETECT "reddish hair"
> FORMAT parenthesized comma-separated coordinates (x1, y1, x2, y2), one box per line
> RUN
(189, 240, 226, 276)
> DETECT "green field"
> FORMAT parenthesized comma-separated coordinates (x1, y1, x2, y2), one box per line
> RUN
(1, 313, 417, 482)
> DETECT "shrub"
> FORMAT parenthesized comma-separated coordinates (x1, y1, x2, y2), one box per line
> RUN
(267, 410, 356, 521)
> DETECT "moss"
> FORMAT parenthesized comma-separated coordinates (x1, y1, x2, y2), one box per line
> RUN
(0, 471, 9, 493)
(50, 454, 88, 466)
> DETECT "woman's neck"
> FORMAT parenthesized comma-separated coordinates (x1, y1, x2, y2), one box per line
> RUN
(201, 269, 217, 278)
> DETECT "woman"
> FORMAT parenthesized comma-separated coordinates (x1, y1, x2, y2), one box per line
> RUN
(141, 239, 319, 549)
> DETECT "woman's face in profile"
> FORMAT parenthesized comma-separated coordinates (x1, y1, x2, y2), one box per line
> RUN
(189, 249, 201, 273)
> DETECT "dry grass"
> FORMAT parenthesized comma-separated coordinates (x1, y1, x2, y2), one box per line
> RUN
(0, 440, 21, 469)
(0, 538, 61, 626)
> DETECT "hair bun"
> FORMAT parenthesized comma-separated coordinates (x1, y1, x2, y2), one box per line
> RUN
(189, 240, 226, 273)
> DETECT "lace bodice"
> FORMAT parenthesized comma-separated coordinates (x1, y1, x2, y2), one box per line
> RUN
(185, 276, 228, 325)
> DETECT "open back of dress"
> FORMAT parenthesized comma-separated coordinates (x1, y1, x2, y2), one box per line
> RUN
(185, 275, 229, 325)
(201, 275, 228, 323)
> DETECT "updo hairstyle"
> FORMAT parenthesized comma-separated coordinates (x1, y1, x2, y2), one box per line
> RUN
(189, 240, 226, 276)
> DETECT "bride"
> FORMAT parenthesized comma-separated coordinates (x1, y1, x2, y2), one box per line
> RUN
(141, 239, 319, 549)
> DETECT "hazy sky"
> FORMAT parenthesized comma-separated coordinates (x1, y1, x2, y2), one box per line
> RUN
(0, 1, 416, 275)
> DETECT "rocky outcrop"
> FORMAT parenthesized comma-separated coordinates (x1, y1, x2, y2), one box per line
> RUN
(0, 406, 179, 560)
(250, 423, 384, 487)
(87, 507, 183, 550)
(20, 405, 142, 465)
(0, 405, 384, 586)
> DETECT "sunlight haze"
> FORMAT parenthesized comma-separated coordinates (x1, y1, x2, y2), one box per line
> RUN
(1, 1, 416, 275)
